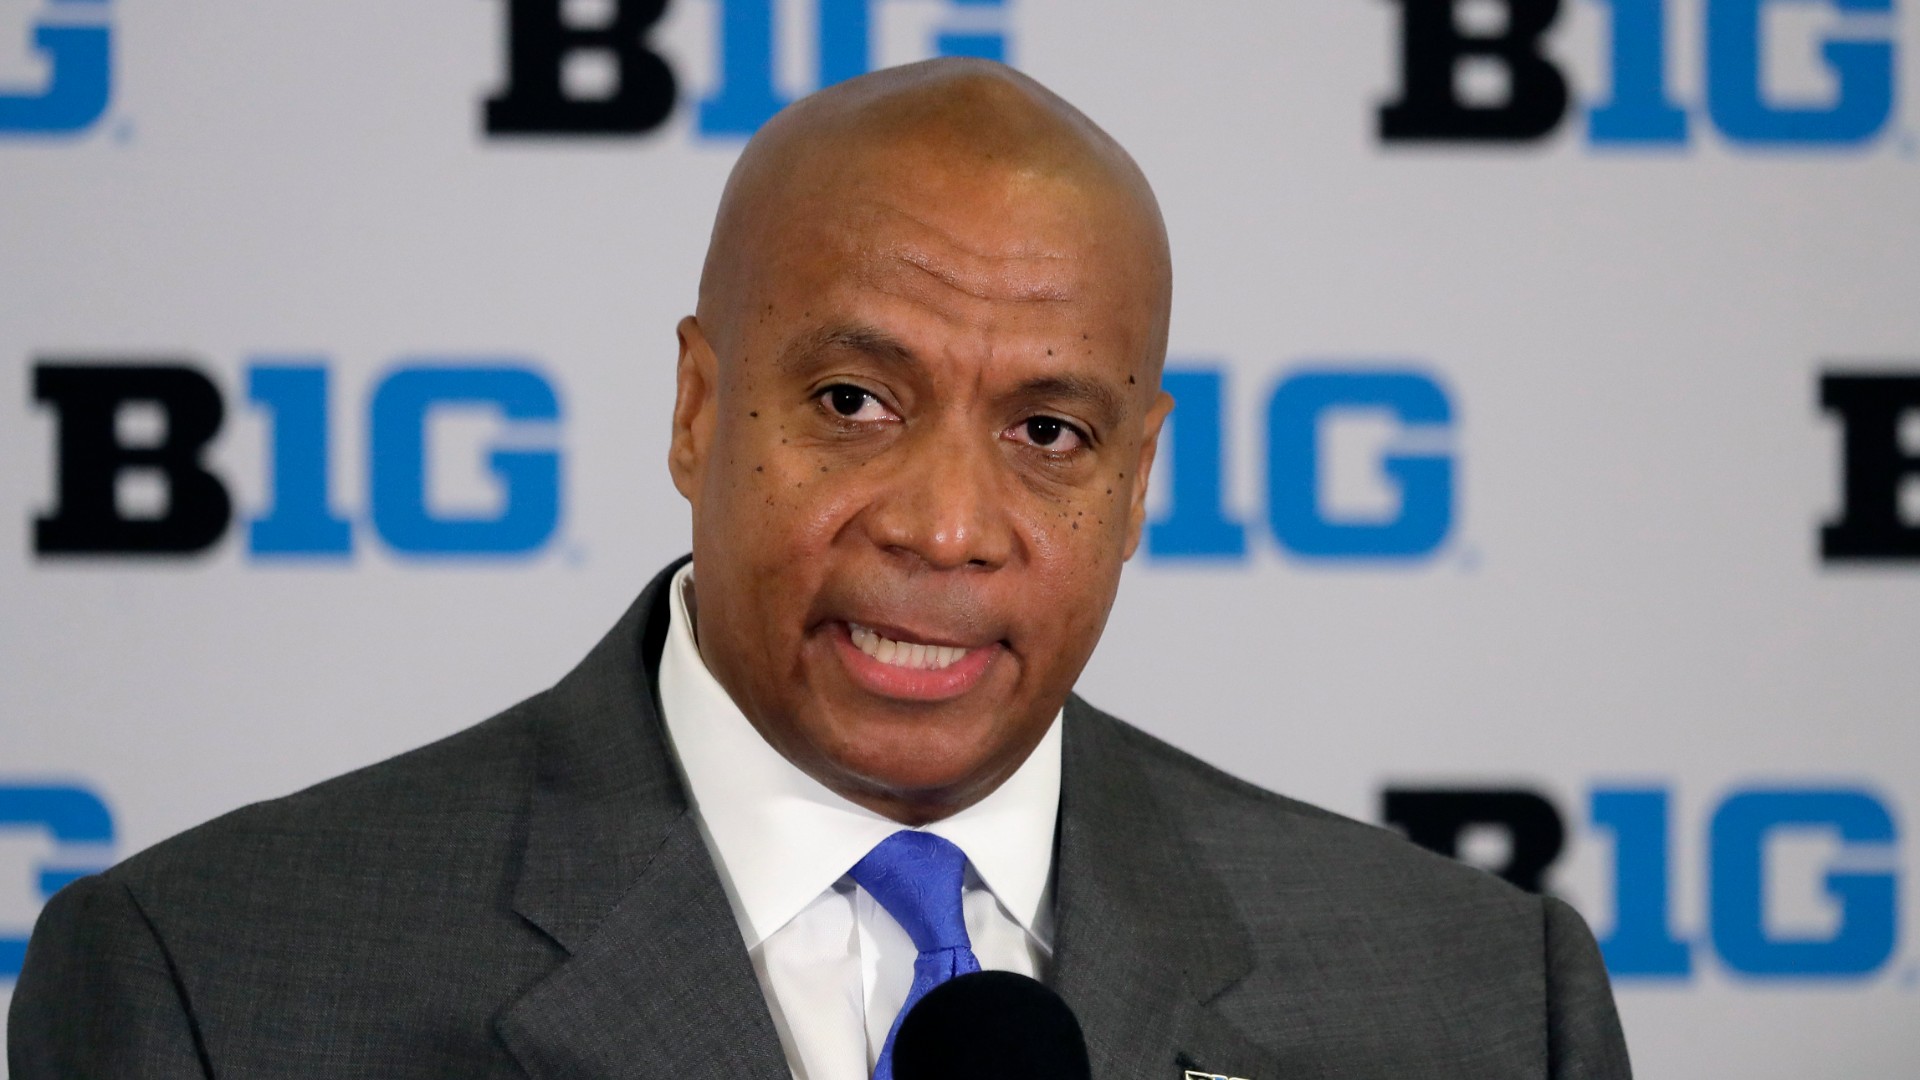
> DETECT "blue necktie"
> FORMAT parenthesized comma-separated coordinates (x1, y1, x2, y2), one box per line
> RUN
(849, 831, 982, 1080)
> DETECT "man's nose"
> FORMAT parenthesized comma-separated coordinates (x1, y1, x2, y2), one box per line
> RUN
(863, 428, 1015, 572)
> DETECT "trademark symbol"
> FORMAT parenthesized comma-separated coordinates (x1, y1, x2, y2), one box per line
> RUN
(1901, 964, 1920, 988)
(113, 118, 135, 145)
(1900, 133, 1919, 158)
(565, 543, 588, 567)
(1456, 546, 1482, 574)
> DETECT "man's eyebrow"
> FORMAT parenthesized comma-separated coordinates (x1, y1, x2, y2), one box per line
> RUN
(779, 323, 919, 375)
(779, 322, 1127, 424)
(1017, 374, 1125, 428)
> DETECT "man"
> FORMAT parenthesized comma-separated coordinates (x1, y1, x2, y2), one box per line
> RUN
(10, 59, 1630, 1080)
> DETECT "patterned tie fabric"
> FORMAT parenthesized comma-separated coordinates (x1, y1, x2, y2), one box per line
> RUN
(849, 830, 982, 1080)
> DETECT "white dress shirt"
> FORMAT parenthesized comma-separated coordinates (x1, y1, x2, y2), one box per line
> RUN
(655, 563, 1062, 1080)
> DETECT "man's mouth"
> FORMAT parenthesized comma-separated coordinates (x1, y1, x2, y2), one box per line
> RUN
(848, 623, 973, 671)
(830, 621, 1002, 702)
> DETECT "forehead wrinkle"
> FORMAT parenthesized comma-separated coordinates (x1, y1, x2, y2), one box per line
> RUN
(847, 201, 1078, 304)
(860, 193, 1077, 261)
(885, 248, 1074, 304)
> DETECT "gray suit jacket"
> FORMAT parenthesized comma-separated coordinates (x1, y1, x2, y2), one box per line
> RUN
(10, 560, 1630, 1079)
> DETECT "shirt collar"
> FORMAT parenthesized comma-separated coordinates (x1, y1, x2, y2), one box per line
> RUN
(655, 562, 1061, 951)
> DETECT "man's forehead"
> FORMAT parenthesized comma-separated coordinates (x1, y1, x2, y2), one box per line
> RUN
(699, 60, 1170, 375)
(859, 229, 1083, 310)
(873, 245, 1076, 305)
(739, 185, 1159, 385)
(764, 185, 1145, 314)
(771, 243, 1141, 363)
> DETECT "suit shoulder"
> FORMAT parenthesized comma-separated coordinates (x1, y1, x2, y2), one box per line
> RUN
(106, 694, 543, 894)
(1088, 704, 1536, 911)
(1096, 711, 1348, 822)
(1079, 709, 1625, 1072)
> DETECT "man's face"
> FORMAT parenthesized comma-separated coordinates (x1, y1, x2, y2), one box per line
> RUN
(671, 146, 1171, 822)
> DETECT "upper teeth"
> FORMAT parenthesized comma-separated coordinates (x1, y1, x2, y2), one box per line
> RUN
(850, 623, 971, 670)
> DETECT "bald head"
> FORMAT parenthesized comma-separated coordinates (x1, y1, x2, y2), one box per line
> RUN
(697, 58, 1172, 374)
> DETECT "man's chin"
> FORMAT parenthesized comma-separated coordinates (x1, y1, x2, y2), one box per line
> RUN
(799, 706, 1027, 813)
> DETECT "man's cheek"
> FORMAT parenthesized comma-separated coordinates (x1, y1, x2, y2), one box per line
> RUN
(758, 464, 875, 542)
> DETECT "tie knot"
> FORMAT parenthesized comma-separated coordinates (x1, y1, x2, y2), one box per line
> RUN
(849, 831, 974, 954)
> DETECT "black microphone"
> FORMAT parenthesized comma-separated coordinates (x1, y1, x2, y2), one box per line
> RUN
(892, 970, 1092, 1080)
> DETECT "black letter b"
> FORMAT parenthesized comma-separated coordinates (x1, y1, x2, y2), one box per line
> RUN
(34, 363, 232, 556)
(1379, 0, 1569, 141)
(1382, 787, 1566, 893)
(1822, 371, 1920, 561)
(486, 0, 677, 136)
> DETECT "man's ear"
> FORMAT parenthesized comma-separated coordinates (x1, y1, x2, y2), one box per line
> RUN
(1121, 388, 1175, 561)
(669, 315, 720, 506)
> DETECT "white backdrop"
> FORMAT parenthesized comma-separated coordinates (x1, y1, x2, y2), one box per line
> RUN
(5, 0, 1919, 1075)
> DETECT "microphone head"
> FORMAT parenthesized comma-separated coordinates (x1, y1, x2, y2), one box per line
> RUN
(893, 970, 1092, 1080)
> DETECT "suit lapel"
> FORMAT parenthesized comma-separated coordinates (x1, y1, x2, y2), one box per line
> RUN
(1051, 697, 1274, 1080)
(494, 560, 789, 1080)
(496, 818, 790, 1080)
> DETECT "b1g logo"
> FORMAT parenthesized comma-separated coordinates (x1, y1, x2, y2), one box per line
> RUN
(0, 0, 111, 135)
(1821, 369, 1920, 561)
(485, 0, 1009, 139)
(1147, 366, 1456, 562)
(1380, 0, 1899, 147)
(31, 359, 564, 560)
(0, 783, 114, 979)
(1386, 784, 1904, 979)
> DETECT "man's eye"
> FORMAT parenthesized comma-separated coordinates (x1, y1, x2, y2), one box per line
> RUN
(1006, 415, 1086, 452)
(819, 385, 891, 422)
